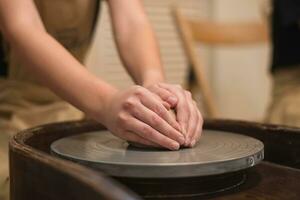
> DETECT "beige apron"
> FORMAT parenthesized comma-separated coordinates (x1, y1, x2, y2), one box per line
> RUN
(0, 1, 99, 199)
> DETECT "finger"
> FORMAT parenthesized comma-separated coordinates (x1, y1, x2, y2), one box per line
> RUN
(163, 101, 171, 110)
(191, 121, 202, 147)
(192, 108, 203, 145)
(177, 95, 190, 139)
(159, 84, 190, 136)
(188, 102, 202, 147)
(147, 86, 171, 110)
(130, 102, 185, 145)
(122, 131, 161, 148)
(185, 95, 198, 147)
(126, 116, 180, 150)
(139, 89, 182, 132)
(153, 85, 178, 107)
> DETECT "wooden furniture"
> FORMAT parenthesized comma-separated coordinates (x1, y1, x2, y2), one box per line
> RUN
(9, 120, 300, 199)
(173, 7, 269, 118)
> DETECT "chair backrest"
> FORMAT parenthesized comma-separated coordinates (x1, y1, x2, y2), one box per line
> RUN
(173, 7, 269, 118)
(188, 20, 268, 45)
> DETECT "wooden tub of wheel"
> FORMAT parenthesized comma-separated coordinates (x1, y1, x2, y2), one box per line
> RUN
(9, 119, 300, 200)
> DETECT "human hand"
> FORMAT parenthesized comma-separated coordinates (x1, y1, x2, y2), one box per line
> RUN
(99, 85, 185, 150)
(147, 83, 203, 147)
(145, 83, 178, 109)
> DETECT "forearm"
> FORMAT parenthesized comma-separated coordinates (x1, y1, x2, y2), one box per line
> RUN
(115, 22, 165, 85)
(4, 27, 117, 121)
(108, 0, 165, 86)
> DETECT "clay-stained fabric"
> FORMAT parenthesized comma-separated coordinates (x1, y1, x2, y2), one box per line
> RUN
(265, 67, 300, 127)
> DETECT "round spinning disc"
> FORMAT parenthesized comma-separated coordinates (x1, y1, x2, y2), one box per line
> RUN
(51, 130, 264, 178)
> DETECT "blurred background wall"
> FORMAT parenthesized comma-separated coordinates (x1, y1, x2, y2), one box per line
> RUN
(85, 0, 271, 122)
(208, 0, 271, 121)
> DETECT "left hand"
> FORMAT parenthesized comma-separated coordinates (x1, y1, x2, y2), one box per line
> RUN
(146, 83, 203, 147)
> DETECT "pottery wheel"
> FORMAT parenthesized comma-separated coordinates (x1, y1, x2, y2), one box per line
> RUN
(51, 130, 264, 178)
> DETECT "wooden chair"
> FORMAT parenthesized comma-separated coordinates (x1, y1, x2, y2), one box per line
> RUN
(173, 7, 269, 118)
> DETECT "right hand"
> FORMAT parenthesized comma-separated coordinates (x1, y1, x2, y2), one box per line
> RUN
(99, 85, 185, 150)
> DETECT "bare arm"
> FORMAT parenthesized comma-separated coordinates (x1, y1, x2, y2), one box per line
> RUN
(0, 0, 117, 118)
(0, 0, 185, 150)
(107, 0, 203, 147)
(107, 0, 164, 86)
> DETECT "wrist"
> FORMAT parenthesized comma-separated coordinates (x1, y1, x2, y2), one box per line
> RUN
(141, 68, 165, 87)
(84, 80, 119, 123)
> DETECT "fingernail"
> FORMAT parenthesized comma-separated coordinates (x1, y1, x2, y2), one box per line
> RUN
(190, 140, 196, 147)
(167, 96, 177, 105)
(171, 142, 180, 150)
(179, 135, 185, 144)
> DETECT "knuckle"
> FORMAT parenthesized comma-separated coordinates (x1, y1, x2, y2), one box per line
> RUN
(142, 126, 154, 137)
(123, 98, 136, 110)
(134, 86, 145, 97)
(118, 113, 128, 123)
(154, 105, 164, 117)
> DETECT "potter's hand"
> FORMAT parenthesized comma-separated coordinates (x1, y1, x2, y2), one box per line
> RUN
(100, 86, 184, 150)
(146, 83, 178, 110)
(150, 83, 203, 147)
